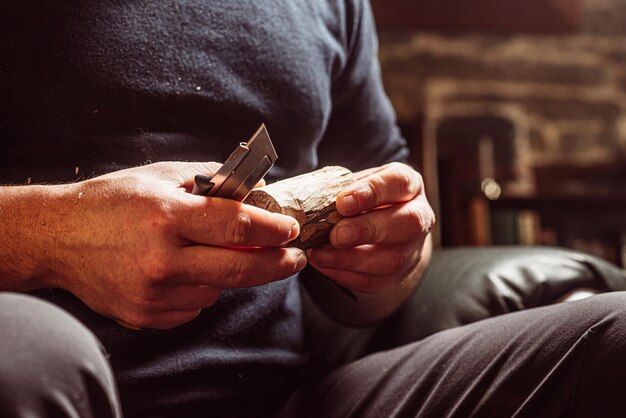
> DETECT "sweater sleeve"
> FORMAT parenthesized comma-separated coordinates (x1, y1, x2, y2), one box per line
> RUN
(316, 0, 409, 171)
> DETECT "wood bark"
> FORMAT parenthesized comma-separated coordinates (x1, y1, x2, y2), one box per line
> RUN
(244, 166, 353, 249)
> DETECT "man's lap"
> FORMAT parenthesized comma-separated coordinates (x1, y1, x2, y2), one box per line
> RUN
(2, 291, 625, 417)
(285, 292, 626, 418)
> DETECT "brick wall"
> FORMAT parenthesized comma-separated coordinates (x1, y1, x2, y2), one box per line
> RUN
(378, 0, 626, 173)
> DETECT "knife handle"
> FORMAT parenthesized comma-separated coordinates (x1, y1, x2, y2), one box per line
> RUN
(192, 174, 215, 196)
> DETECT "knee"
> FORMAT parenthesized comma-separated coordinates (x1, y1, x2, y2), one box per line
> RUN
(0, 292, 107, 371)
(565, 292, 626, 356)
(572, 291, 626, 325)
(556, 293, 626, 415)
(0, 292, 119, 417)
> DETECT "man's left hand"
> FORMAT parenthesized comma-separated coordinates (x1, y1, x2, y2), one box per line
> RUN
(307, 162, 435, 295)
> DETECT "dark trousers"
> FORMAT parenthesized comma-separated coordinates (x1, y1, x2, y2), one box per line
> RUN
(0, 293, 122, 418)
(1, 291, 625, 418)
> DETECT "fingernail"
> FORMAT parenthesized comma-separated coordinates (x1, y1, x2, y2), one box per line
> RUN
(290, 222, 300, 241)
(339, 194, 358, 213)
(335, 225, 356, 247)
(295, 252, 308, 272)
(312, 249, 334, 266)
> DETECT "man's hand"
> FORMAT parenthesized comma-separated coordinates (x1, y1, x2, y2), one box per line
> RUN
(7, 162, 306, 329)
(305, 162, 434, 324)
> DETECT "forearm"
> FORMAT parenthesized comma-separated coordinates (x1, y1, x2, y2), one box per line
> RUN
(0, 184, 67, 291)
(303, 235, 433, 326)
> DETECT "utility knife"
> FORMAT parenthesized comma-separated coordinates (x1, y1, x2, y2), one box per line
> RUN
(193, 124, 359, 301)
(192, 124, 278, 201)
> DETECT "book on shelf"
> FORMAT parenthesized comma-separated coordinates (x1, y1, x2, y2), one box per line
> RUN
(489, 208, 541, 246)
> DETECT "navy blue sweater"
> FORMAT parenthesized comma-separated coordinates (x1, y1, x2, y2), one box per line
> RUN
(0, 1, 408, 416)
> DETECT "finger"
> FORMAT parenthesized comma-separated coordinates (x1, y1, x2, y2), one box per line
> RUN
(305, 252, 398, 295)
(330, 197, 435, 249)
(117, 308, 202, 330)
(171, 245, 307, 288)
(174, 197, 300, 247)
(113, 284, 219, 329)
(144, 285, 223, 312)
(308, 244, 419, 278)
(152, 310, 203, 329)
(337, 163, 423, 216)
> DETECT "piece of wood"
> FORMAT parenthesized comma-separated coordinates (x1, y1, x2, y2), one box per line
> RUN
(244, 166, 353, 249)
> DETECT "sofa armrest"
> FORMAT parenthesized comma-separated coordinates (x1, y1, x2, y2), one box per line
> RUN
(369, 246, 626, 348)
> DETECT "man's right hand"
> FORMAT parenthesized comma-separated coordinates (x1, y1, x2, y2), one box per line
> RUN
(0, 162, 306, 329)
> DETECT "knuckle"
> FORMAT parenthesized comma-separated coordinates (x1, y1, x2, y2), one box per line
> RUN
(136, 249, 178, 288)
(226, 211, 253, 245)
(142, 253, 175, 283)
(405, 205, 426, 234)
(393, 165, 418, 198)
(403, 199, 435, 235)
(367, 179, 382, 207)
(224, 258, 252, 288)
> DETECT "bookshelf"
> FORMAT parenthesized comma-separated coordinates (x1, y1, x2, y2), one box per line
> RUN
(488, 194, 626, 267)
(400, 111, 626, 269)
(436, 163, 626, 268)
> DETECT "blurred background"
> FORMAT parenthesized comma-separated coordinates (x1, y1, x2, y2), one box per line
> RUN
(371, 0, 626, 267)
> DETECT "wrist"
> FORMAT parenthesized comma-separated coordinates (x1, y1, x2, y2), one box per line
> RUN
(0, 183, 74, 290)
